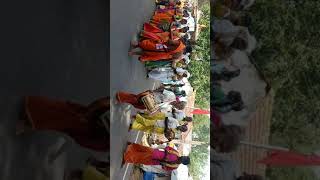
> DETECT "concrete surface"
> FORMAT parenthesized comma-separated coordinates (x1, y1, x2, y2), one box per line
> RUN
(110, 0, 159, 179)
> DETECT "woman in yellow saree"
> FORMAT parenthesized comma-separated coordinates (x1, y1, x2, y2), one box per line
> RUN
(130, 112, 188, 134)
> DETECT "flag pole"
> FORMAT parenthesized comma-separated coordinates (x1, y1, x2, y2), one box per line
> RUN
(240, 141, 290, 151)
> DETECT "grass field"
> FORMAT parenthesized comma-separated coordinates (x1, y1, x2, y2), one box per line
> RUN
(248, 0, 320, 179)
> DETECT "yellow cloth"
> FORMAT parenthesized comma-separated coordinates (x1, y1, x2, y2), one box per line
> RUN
(132, 113, 166, 134)
(82, 166, 108, 180)
(138, 112, 166, 120)
(168, 142, 175, 148)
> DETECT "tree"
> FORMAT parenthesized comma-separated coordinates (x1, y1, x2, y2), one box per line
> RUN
(189, 115, 210, 179)
(188, 3, 210, 109)
(187, 2, 210, 179)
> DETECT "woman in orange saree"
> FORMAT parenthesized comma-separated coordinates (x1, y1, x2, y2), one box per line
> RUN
(152, 9, 175, 21)
(123, 143, 190, 171)
(141, 30, 171, 43)
(141, 22, 187, 42)
(116, 90, 150, 110)
(150, 8, 178, 27)
(129, 39, 186, 62)
(19, 96, 109, 152)
(143, 23, 164, 33)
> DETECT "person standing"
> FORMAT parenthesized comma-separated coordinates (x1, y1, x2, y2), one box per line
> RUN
(123, 143, 190, 171)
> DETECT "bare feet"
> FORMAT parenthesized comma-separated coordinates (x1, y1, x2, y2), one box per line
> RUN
(121, 142, 132, 168)
(121, 157, 126, 168)
(130, 40, 139, 47)
(128, 124, 132, 132)
(128, 51, 135, 56)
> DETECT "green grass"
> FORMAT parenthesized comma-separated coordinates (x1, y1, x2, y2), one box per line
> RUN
(248, 0, 320, 179)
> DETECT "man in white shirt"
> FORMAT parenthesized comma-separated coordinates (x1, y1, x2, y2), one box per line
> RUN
(182, 10, 195, 32)
(186, 16, 195, 32)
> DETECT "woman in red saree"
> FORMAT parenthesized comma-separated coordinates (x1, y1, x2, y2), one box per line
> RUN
(123, 143, 190, 171)
(18, 96, 109, 152)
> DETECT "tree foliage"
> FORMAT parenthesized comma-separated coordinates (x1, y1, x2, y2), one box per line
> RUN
(188, 3, 210, 108)
(188, 2, 210, 179)
(189, 115, 210, 180)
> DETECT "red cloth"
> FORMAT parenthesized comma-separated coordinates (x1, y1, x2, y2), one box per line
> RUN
(139, 40, 185, 62)
(124, 144, 179, 171)
(191, 109, 210, 115)
(258, 150, 320, 166)
(211, 110, 221, 128)
(25, 96, 109, 152)
(141, 31, 163, 41)
(124, 144, 155, 165)
(116, 91, 148, 109)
